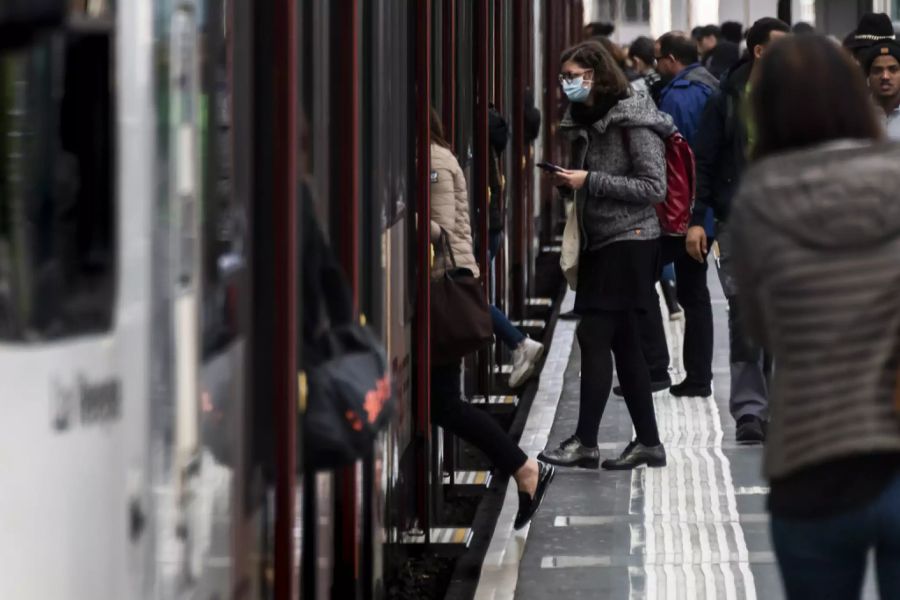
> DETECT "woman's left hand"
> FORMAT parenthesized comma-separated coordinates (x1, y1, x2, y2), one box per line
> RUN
(554, 169, 588, 190)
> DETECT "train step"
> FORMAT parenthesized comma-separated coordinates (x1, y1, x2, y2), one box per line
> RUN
(492, 363, 513, 376)
(396, 527, 474, 556)
(525, 296, 553, 319)
(512, 318, 546, 339)
(469, 394, 518, 410)
(443, 469, 493, 492)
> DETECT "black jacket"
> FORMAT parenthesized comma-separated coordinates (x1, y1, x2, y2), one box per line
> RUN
(691, 59, 752, 226)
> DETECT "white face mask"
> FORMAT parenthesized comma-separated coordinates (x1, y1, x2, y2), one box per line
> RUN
(562, 77, 591, 102)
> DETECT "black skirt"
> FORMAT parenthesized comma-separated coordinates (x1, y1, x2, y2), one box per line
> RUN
(574, 239, 660, 314)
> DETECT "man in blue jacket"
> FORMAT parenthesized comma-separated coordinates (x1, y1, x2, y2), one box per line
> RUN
(628, 32, 718, 401)
(687, 17, 790, 443)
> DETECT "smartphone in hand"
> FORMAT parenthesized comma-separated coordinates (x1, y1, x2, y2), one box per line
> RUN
(537, 161, 564, 173)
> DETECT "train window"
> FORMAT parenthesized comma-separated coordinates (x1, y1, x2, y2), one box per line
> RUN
(0, 11, 116, 342)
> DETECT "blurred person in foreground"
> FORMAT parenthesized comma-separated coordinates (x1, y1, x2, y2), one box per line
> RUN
(689, 17, 790, 443)
(731, 34, 900, 599)
(862, 40, 900, 140)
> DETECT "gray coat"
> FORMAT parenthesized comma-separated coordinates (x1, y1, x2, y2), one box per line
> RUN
(561, 94, 675, 250)
(731, 140, 900, 479)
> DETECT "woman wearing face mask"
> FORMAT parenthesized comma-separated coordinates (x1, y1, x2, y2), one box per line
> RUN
(539, 41, 674, 470)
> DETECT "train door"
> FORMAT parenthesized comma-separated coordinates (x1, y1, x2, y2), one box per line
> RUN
(150, 0, 272, 598)
(0, 2, 151, 598)
(360, 2, 417, 597)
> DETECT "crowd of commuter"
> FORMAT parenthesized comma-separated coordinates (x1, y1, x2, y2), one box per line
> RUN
(428, 11, 900, 598)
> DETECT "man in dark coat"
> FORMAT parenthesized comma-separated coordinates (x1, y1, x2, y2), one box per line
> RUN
(634, 32, 719, 399)
(688, 17, 789, 443)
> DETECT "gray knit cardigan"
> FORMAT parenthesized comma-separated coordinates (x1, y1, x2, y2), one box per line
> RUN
(730, 140, 900, 479)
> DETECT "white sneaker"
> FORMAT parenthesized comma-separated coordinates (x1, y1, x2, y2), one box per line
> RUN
(508, 338, 545, 388)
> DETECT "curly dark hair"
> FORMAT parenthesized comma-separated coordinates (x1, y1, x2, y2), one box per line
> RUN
(560, 40, 630, 98)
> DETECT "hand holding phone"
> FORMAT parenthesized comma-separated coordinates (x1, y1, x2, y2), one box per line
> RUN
(537, 161, 564, 173)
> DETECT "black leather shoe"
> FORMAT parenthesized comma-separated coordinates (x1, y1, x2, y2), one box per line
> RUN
(514, 461, 555, 530)
(559, 310, 580, 321)
(736, 416, 766, 444)
(601, 440, 666, 470)
(538, 435, 600, 468)
(670, 381, 712, 398)
(613, 378, 671, 397)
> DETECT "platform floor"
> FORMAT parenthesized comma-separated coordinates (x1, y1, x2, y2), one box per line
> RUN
(475, 271, 879, 600)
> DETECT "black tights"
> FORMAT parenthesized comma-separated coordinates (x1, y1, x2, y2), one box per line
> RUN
(431, 361, 528, 476)
(575, 310, 661, 448)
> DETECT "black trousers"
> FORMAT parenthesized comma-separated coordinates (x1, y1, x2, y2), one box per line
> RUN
(639, 236, 714, 386)
(575, 310, 661, 448)
(430, 361, 528, 476)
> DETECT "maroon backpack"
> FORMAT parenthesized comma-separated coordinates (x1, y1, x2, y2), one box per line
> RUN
(622, 128, 696, 235)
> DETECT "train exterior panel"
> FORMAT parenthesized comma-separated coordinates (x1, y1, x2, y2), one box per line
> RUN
(0, 1, 585, 598)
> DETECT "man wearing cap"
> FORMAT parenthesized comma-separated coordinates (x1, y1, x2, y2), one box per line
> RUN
(844, 12, 896, 61)
(862, 40, 900, 140)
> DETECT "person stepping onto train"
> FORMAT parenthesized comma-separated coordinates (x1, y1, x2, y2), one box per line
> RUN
(538, 41, 669, 471)
(486, 106, 545, 388)
(429, 108, 553, 528)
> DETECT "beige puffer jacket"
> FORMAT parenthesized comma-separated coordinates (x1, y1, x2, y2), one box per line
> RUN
(430, 143, 480, 279)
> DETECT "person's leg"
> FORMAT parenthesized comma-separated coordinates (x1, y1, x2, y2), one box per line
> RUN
(430, 361, 527, 476)
(636, 292, 672, 384)
(727, 297, 769, 422)
(487, 230, 530, 351)
(488, 230, 502, 262)
(717, 224, 768, 424)
(673, 245, 713, 389)
(612, 309, 661, 447)
(491, 304, 526, 350)
(771, 509, 871, 599)
(660, 262, 681, 316)
(574, 313, 617, 447)
(874, 473, 900, 598)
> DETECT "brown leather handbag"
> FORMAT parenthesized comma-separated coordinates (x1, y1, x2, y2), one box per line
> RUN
(430, 231, 492, 365)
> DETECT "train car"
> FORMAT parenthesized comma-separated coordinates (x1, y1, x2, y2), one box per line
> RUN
(0, 1, 275, 597)
(0, 1, 583, 598)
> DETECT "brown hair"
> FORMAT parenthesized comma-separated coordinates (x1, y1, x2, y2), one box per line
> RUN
(752, 35, 884, 159)
(560, 40, 630, 98)
(430, 106, 452, 149)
